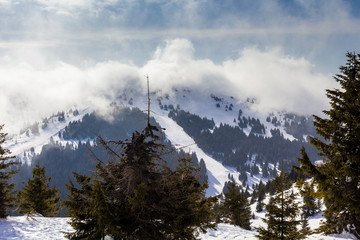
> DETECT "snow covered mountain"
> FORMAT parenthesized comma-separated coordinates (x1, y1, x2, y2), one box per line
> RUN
(3, 87, 358, 239)
(6, 87, 317, 198)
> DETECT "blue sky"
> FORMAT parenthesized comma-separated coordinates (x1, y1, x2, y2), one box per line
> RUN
(0, 0, 360, 132)
(1, 0, 359, 70)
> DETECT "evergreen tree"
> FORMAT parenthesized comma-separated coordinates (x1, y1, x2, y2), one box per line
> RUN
(255, 171, 307, 240)
(250, 189, 257, 204)
(296, 179, 319, 218)
(257, 180, 266, 203)
(256, 200, 263, 213)
(158, 157, 217, 239)
(222, 179, 252, 230)
(295, 52, 360, 238)
(0, 124, 19, 218)
(17, 162, 61, 217)
(64, 172, 102, 239)
(64, 124, 216, 239)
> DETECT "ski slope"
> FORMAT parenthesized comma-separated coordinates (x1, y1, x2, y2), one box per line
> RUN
(153, 113, 240, 197)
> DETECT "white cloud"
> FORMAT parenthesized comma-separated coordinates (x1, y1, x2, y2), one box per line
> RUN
(0, 60, 140, 133)
(1, 0, 358, 134)
(0, 39, 335, 134)
(142, 39, 334, 114)
(34, 0, 95, 10)
(0, 0, 358, 73)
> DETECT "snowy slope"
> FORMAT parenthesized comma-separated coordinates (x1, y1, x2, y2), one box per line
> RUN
(149, 88, 298, 139)
(0, 216, 73, 240)
(199, 223, 357, 240)
(4, 86, 311, 168)
(3, 88, 291, 197)
(5, 108, 92, 165)
(0, 210, 356, 239)
(153, 113, 240, 197)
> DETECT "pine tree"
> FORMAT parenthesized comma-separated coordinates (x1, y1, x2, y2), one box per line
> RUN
(64, 124, 217, 240)
(255, 171, 307, 240)
(222, 179, 252, 230)
(296, 179, 319, 218)
(64, 172, 102, 240)
(256, 200, 263, 213)
(158, 156, 217, 239)
(17, 162, 61, 217)
(295, 53, 360, 238)
(0, 124, 19, 218)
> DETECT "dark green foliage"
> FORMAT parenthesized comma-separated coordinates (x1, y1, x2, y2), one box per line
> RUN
(222, 180, 252, 230)
(295, 53, 360, 238)
(296, 179, 319, 218)
(198, 158, 208, 184)
(169, 110, 318, 173)
(255, 181, 266, 213)
(62, 107, 148, 140)
(255, 200, 263, 213)
(168, 109, 215, 140)
(265, 179, 276, 196)
(257, 180, 266, 202)
(64, 172, 103, 239)
(13, 107, 165, 204)
(223, 149, 247, 169)
(64, 124, 216, 239)
(13, 140, 105, 205)
(159, 157, 217, 239)
(284, 114, 316, 140)
(0, 124, 19, 218)
(238, 169, 248, 183)
(16, 162, 61, 217)
(249, 117, 265, 135)
(255, 172, 307, 240)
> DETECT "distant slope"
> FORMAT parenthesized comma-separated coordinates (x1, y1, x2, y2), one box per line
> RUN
(6, 87, 319, 200)
(153, 113, 240, 196)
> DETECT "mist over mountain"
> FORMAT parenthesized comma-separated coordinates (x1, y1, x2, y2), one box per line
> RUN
(0, 39, 335, 135)
(6, 84, 320, 203)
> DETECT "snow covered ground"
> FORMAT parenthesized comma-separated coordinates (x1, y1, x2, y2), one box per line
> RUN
(0, 214, 356, 240)
(200, 223, 357, 240)
(0, 216, 73, 240)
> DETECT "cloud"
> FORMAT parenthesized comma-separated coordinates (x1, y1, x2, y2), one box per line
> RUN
(0, 39, 335, 134)
(0, 0, 358, 74)
(2, 0, 360, 40)
(0, 61, 140, 133)
(142, 39, 335, 114)
(0, 0, 358, 133)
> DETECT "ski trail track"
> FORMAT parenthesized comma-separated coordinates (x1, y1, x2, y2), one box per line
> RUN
(153, 114, 239, 197)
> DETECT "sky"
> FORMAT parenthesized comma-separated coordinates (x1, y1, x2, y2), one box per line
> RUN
(0, 0, 360, 133)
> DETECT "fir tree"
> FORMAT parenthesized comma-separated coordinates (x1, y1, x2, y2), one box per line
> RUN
(64, 172, 101, 240)
(17, 162, 61, 217)
(222, 179, 252, 230)
(158, 156, 217, 239)
(250, 189, 257, 204)
(255, 171, 307, 240)
(296, 179, 319, 218)
(295, 52, 360, 238)
(256, 200, 263, 213)
(0, 124, 19, 218)
(64, 124, 216, 239)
